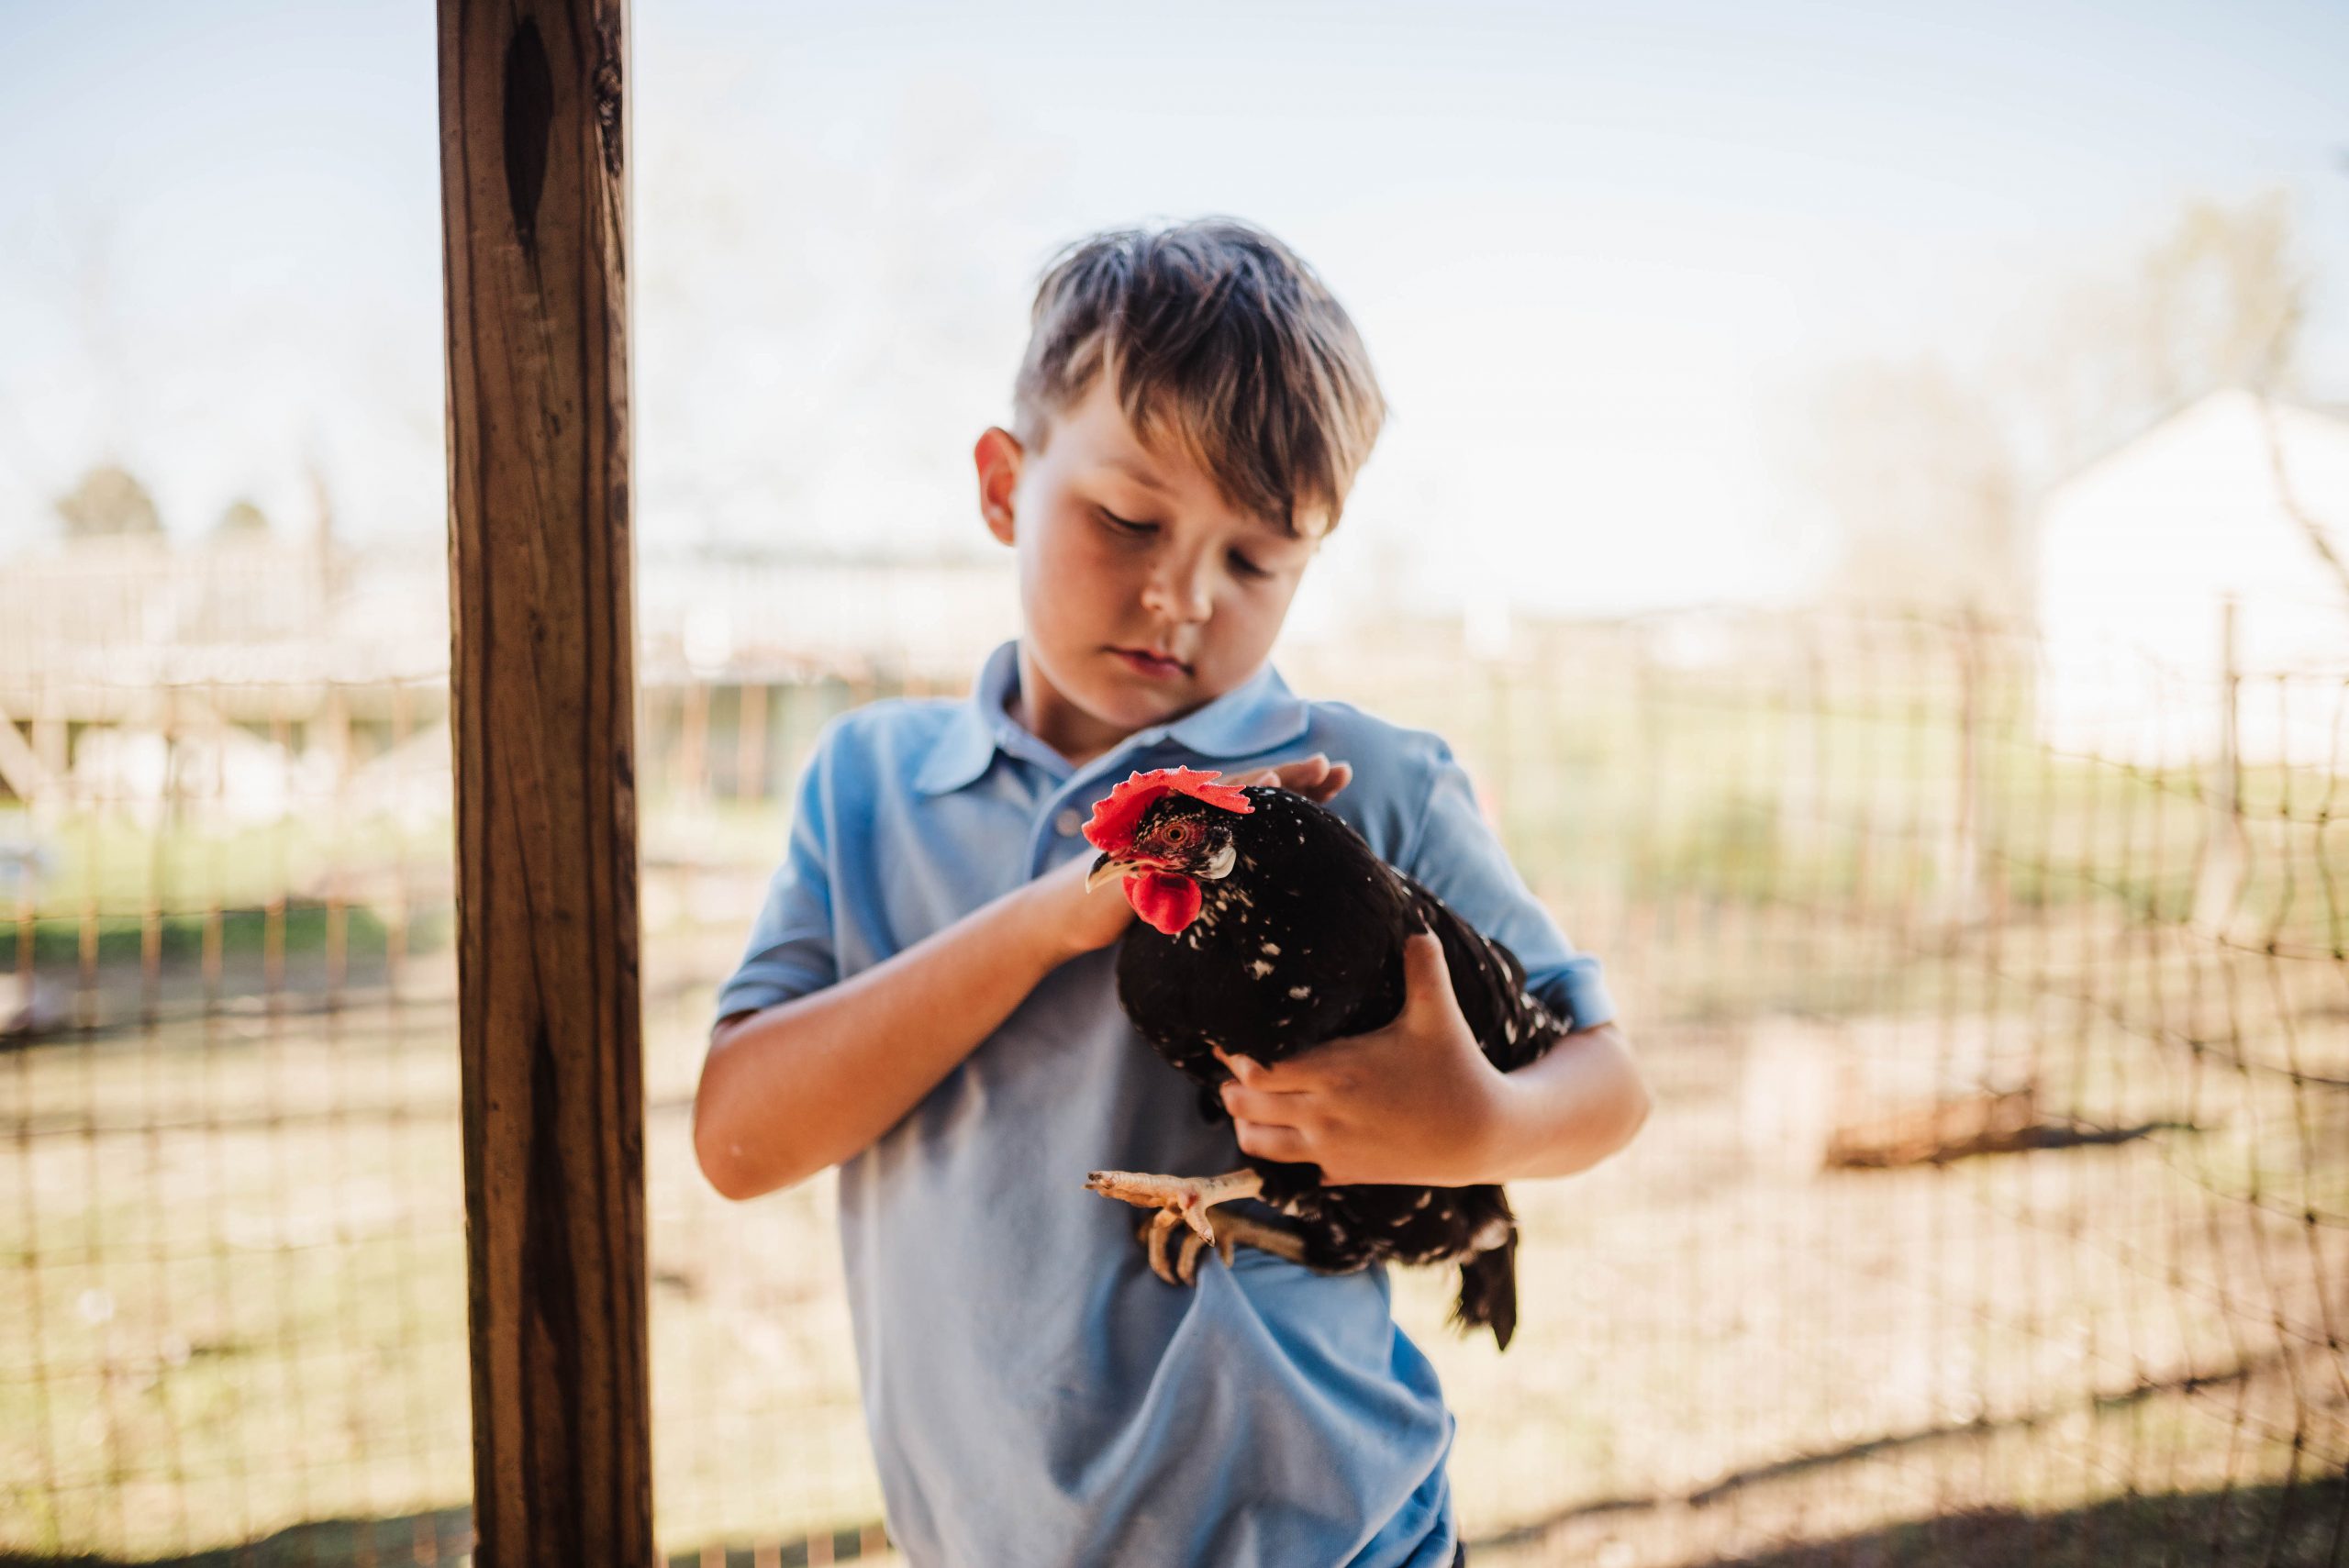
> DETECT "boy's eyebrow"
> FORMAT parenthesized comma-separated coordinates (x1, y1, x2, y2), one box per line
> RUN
(1097, 457, 1306, 540)
(1099, 457, 1171, 495)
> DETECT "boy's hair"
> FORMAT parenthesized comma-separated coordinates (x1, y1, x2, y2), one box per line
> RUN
(1011, 217, 1386, 539)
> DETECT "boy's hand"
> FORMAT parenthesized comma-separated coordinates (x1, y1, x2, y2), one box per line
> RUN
(1230, 751, 1353, 801)
(1030, 752, 1354, 964)
(1214, 931, 1508, 1187)
(1029, 847, 1141, 962)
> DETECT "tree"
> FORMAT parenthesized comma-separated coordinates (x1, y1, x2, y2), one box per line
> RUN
(1797, 191, 2309, 618)
(1798, 359, 2022, 616)
(2007, 190, 2305, 481)
(213, 497, 271, 539)
(54, 462, 161, 539)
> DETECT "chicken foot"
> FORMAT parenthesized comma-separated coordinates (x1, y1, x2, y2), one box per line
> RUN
(1085, 1167, 1264, 1241)
(1140, 1207, 1311, 1285)
(1085, 1167, 1308, 1285)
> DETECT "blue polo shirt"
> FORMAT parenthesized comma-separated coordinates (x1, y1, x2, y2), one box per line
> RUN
(715, 638, 1614, 1568)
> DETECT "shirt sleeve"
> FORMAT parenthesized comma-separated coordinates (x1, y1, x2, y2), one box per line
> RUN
(1400, 738, 1616, 1031)
(712, 720, 841, 1023)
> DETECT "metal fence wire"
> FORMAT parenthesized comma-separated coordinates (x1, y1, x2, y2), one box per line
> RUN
(3, 606, 2344, 1566)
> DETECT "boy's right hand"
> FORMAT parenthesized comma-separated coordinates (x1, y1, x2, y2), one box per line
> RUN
(1029, 752, 1354, 965)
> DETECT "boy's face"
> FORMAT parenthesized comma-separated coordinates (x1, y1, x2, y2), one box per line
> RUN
(975, 376, 1324, 767)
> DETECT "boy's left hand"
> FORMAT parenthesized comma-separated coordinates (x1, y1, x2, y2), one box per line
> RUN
(1213, 931, 1508, 1187)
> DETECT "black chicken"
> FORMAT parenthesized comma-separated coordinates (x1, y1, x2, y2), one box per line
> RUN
(1078, 765, 1571, 1351)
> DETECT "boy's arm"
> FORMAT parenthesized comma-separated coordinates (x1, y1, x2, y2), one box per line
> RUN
(1213, 739, 1648, 1186)
(1215, 932, 1649, 1186)
(694, 851, 1129, 1200)
(694, 751, 1356, 1202)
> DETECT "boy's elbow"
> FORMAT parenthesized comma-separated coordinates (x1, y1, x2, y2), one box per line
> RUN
(1616, 1028, 1653, 1150)
(1586, 1021, 1652, 1159)
(1617, 1055, 1653, 1150)
(695, 1009, 840, 1200)
(692, 1084, 760, 1202)
(696, 1137, 756, 1203)
(694, 1025, 782, 1202)
(695, 1097, 816, 1202)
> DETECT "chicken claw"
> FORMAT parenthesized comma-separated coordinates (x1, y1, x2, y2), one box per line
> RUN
(1085, 1167, 1264, 1242)
(1209, 1211, 1309, 1267)
(1135, 1206, 1311, 1285)
(1134, 1210, 1202, 1285)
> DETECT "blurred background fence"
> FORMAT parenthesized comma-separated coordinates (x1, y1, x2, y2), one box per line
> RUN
(4, 569, 2343, 1565)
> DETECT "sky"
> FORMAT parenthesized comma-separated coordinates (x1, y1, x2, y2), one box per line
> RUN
(1, 0, 2343, 619)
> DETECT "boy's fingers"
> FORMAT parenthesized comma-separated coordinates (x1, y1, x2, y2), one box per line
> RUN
(1219, 1082, 1302, 1126)
(1400, 932, 1458, 1018)
(1244, 753, 1332, 793)
(1308, 762, 1353, 801)
(1215, 1046, 1317, 1091)
(1232, 1119, 1311, 1164)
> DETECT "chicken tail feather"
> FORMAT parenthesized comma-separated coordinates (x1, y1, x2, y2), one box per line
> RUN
(1453, 1230, 1519, 1351)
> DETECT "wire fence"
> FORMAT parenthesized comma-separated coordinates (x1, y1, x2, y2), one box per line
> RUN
(3, 606, 2343, 1565)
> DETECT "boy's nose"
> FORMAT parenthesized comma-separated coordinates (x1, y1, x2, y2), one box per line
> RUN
(1141, 561, 1213, 623)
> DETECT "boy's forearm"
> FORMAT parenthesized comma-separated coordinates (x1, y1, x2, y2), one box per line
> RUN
(1480, 1022, 1650, 1182)
(694, 882, 1074, 1200)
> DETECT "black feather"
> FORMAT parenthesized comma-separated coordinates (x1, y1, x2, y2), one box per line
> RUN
(1108, 784, 1572, 1351)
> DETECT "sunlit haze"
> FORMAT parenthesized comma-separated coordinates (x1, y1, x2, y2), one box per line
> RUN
(3, 0, 2343, 620)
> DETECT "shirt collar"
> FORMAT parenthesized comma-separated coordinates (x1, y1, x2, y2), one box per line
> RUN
(914, 638, 1312, 796)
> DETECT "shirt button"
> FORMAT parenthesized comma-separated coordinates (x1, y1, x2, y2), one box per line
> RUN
(1054, 807, 1084, 837)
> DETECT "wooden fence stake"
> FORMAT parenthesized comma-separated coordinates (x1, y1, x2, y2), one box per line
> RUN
(438, 1, 651, 1561)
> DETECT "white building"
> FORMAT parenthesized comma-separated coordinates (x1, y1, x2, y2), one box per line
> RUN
(2035, 389, 2349, 767)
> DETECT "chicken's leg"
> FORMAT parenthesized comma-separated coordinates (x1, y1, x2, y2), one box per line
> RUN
(1085, 1167, 1263, 1242)
(1089, 1167, 1312, 1285)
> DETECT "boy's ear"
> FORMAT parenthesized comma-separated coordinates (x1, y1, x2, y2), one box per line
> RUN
(974, 427, 1024, 546)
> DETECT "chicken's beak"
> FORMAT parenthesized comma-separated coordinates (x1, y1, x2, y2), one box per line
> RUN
(1086, 853, 1134, 894)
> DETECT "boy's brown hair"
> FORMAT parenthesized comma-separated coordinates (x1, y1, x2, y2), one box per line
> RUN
(1011, 217, 1386, 539)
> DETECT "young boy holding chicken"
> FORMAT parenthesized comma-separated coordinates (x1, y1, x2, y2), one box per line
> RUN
(694, 217, 1649, 1568)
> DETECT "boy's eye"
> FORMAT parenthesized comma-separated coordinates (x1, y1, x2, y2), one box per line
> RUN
(1229, 551, 1267, 580)
(1100, 508, 1155, 537)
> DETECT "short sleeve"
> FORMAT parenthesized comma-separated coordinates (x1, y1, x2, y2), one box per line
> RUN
(1400, 740, 1615, 1031)
(712, 724, 841, 1022)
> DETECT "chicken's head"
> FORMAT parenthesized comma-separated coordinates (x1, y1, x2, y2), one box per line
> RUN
(1081, 767, 1254, 935)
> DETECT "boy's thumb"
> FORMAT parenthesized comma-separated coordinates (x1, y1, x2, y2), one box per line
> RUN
(1403, 930, 1450, 1009)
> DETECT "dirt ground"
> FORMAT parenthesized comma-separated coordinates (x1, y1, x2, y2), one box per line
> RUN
(6, 925, 2342, 1564)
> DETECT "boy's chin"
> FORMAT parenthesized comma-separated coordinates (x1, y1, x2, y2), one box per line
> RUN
(1096, 687, 1190, 729)
(1089, 676, 1211, 732)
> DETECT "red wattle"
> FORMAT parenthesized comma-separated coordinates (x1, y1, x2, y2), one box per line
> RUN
(1123, 872, 1203, 935)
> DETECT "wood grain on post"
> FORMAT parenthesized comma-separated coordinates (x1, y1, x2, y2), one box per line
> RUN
(437, 1, 651, 1562)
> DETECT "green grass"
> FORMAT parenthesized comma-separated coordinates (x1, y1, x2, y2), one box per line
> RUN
(13, 906, 456, 971)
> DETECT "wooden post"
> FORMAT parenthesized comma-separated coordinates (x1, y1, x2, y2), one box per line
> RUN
(438, 3, 651, 1564)
(1939, 612, 1983, 922)
(734, 681, 767, 801)
(678, 679, 709, 803)
(2192, 596, 2244, 935)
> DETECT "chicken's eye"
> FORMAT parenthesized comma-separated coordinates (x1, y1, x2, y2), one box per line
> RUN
(1161, 823, 1191, 847)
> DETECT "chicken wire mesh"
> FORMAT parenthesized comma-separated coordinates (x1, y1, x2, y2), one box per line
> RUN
(3, 606, 2344, 1565)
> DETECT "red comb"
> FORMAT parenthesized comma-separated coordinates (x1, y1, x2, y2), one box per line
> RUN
(1081, 767, 1254, 853)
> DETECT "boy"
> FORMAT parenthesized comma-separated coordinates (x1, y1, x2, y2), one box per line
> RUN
(694, 218, 1650, 1568)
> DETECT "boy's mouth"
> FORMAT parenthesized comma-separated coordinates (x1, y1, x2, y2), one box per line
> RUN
(1112, 646, 1191, 678)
